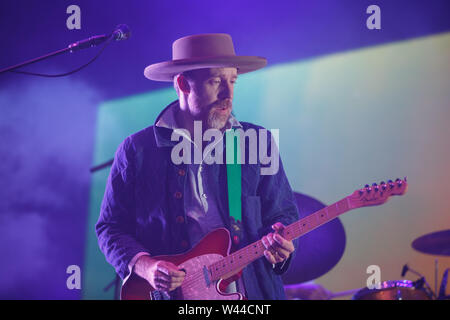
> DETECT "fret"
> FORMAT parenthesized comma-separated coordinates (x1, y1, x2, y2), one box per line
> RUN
(283, 224, 295, 241)
(307, 213, 319, 229)
(327, 203, 337, 218)
(212, 197, 354, 280)
(298, 218, 308, 234)
(337, 198, 349, 213)
(317, 208, 328, 223)
(211, 240, 267, 280)
(204, 183, 406, 286)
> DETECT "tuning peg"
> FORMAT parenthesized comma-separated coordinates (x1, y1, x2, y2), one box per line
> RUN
(372, 183, 379, 192)
(388, 180, 394, 189)
(365, 184, 372, 193)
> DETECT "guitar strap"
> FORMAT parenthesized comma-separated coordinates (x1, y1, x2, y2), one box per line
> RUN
(225, 129, 244, 248)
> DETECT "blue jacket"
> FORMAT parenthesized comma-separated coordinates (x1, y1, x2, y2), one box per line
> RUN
(96, 102, 300, 300)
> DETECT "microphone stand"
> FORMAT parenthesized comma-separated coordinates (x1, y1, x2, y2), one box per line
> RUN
(0, 34, 111, 75)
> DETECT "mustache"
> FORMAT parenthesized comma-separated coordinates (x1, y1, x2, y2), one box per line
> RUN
(214, 100, 232, 109)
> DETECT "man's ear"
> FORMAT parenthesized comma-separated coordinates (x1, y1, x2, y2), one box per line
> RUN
(177, 74, 191, 94)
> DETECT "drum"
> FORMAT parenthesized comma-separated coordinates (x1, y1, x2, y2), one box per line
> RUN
(352, 280, 431, 300)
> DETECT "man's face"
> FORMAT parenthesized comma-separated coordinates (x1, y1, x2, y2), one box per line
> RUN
(184, 67, 237, 130)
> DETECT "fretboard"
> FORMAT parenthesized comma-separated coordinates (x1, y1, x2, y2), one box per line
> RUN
(209, 197, 353, 281)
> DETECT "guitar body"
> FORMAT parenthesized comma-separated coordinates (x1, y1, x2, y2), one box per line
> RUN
(121, 228, 244, 300)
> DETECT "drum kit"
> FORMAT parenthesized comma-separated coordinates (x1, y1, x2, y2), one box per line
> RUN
(285, 226, 450, 300)
(283, 193, 449, 300)
(352, 229, 450, 300)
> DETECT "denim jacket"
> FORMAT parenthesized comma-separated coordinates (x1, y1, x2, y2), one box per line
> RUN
(96, 101, 299, 300)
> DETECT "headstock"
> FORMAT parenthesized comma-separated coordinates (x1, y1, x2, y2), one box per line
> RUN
(349, 177, 408, 209)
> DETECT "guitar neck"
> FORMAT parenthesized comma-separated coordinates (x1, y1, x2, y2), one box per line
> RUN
(209, 196, 353, 281)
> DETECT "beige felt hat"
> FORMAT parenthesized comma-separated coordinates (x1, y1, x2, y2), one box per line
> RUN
(144, 33, 267, 82)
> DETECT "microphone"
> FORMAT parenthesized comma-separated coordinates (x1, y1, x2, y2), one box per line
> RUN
(69, 24, 131, 52)
(112, 24, 131, 41)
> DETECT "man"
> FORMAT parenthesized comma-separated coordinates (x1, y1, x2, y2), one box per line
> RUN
(96, 33, 299, 299)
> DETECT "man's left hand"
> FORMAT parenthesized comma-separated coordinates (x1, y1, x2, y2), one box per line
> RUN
(261, 222, 295, 264)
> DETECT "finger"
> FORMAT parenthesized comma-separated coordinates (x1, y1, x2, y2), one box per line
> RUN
(156, 270, 171, 282)
(170, 277, 185, 286)
(266, 235, 288, 261)
(273, 247, 290, 260)
(154, 278, 170, 291)
(167, 267, 186, 278)
(156, 271, 185, 289)
(267, 233, 283, 253)
(264, 250, 277, 264)
(171, 275, 186, 284)
(267, 233, 277, 248)
(261, 235, 272, 250)
(271, 222, 285, 232)
(169, 275, 186, 290)
(170, 276, 186, 286)
(273, 233, 294, 253)
(158, 263, 186, 277)
(168, 281, 184, 292)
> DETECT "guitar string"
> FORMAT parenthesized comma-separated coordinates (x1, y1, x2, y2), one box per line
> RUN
(179, 244, 275, 289)
(177, 210, 338, 289)
(168, 193, 399, 291)
(181, 257, 247, 288)
(179, 231, 303, 289)
(180, 249, 259, 289)
(177, 220, 332, 290)
(156, 190, 397, 292)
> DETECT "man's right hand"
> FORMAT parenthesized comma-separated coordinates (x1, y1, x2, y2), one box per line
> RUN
(134, 255, 186, 292)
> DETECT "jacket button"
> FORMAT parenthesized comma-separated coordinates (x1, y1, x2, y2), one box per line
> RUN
(176, 216, 184, 224)
(178, 169, 186, 176)
(180, 240, 189, 248)
(174, 191, 182, 199)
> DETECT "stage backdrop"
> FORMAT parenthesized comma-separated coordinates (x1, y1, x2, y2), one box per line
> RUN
(84, 32, 450, 299)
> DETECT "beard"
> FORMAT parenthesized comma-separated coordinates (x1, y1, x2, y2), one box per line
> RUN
(206, 100, 232, 130)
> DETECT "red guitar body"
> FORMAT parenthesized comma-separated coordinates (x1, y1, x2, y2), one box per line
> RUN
(121, 228, 245, 300)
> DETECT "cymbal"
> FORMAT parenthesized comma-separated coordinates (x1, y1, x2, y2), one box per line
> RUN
(412, 230, 450, 256)
(281, 192, 346, 284)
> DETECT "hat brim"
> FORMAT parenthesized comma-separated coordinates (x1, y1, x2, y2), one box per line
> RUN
(144, 55, 267, 82)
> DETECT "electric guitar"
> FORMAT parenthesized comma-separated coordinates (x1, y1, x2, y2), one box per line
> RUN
(121, 178, 408, 300)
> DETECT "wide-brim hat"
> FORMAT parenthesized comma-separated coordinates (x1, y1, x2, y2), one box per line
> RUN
(144, 33, 267, 82)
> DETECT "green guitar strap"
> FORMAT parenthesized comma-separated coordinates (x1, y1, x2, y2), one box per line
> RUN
(225, 129, 242, 226)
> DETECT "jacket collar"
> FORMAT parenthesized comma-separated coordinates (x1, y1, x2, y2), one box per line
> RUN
(153, 99, 242, 148)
